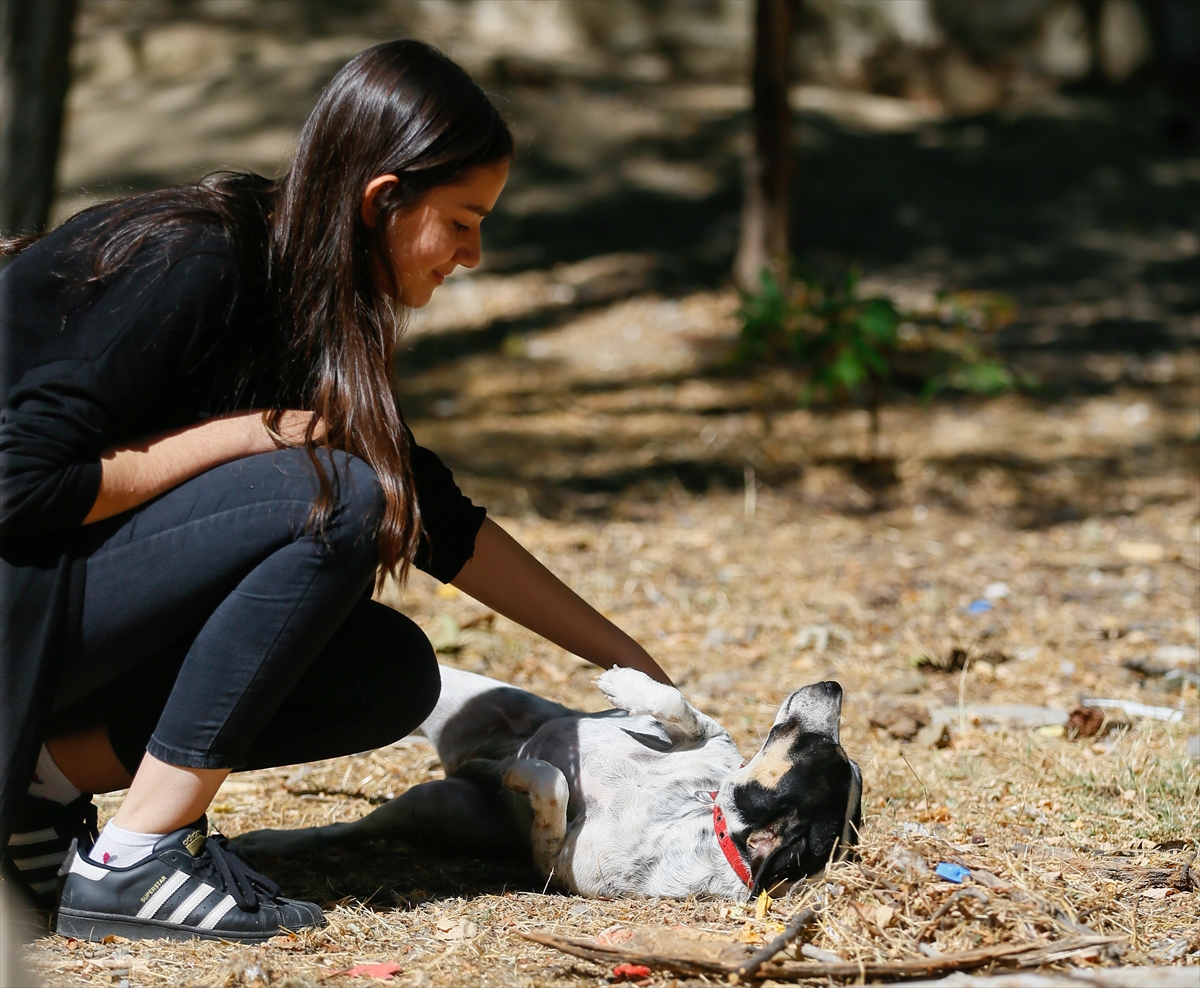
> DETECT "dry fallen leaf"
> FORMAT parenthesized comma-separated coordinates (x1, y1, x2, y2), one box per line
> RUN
(739, 922, 763, 944)
(338, 961, 403, 980)
(1138, 887, 1175, 900)
(434, 918, 478, 940)
(1118, 541, 1165, 563)
(915, 802, 953, 822)
(755, 890, 772, 920)
(596, 927, 636, 946)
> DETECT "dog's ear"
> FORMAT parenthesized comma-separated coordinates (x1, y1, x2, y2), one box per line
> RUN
(838, 760, 863, 855)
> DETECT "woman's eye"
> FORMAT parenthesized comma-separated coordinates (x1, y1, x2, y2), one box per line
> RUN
(454, 221, 470, 233)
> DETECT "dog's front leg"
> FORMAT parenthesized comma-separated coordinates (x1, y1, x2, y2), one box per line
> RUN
(597, 667, 727, 744)
(503, 759, 568, 881)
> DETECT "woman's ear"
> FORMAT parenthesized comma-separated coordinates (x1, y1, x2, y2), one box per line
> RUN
(361, 174, 400, 228)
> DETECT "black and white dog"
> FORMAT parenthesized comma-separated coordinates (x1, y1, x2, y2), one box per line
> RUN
(237, 667, 862, 899)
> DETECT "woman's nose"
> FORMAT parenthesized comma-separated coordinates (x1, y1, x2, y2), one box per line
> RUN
(456, 229, 481, 268)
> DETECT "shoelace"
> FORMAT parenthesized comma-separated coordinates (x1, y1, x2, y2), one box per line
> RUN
(203, 834, 282, 912)
(78, 798, 99, 851)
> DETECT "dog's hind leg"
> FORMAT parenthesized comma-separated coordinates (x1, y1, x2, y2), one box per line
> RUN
(235, 779, 527, 861)
(422, 667, 575, 774)
(503, 759, 568, 881)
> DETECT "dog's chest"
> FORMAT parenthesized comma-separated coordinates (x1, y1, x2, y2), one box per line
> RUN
(518, 714, 742, 819)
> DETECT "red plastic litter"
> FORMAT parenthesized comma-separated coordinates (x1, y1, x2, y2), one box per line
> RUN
(612, 962, 652, 981)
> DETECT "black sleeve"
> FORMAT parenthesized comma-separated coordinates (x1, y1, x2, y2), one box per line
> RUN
(0, 244, 240, 537)
(406, 427, 486, 583)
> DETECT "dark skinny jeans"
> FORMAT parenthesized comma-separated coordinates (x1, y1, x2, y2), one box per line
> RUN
(46, 449, 440, 775)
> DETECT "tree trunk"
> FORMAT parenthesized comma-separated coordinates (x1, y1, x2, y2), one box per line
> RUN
(1, 0, 76, 239)
(734, 0, 795, 292)
(868, 387, 881, 460)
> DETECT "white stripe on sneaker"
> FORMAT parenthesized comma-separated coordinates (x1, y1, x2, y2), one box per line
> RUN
(136, 870, 190, 919)
(7, 828, 59, 845)
(12, 851, 68, 870)
(196, 894, 236, 930)
(167, 882, 216, 925)
(68, 853, 109, 881)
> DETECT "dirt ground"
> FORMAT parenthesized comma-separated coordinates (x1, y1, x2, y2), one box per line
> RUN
(23, 290, 1200, 986)
(19, 7, 1200, 986)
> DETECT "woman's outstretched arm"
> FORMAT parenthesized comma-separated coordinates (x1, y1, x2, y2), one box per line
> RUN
(83, 410, 316, 524)
(451, 517, 673, 685)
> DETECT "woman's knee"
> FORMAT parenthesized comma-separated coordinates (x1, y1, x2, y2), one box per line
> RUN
(238, 602, 441, 769)
(378, 610, 440, 719)
(356, 609, 440, 742)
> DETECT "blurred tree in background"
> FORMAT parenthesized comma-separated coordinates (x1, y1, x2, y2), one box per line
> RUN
(733, 0, 797, 293)
(0, 0, 76, 240)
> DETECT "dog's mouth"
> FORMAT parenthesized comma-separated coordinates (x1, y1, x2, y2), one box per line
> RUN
(746, 825, 782, 878)
(744, 816, 851, 897)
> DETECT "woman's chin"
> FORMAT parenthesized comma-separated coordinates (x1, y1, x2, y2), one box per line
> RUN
(401, 289, 435, 309)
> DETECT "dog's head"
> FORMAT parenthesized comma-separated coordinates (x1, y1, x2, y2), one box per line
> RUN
(716, 680, 862, 897)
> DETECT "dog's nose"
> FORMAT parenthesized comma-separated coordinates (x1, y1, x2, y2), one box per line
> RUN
(817, 681, 842, 697)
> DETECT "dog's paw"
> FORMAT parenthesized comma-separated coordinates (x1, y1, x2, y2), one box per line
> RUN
(596, 666, 661, 710)
(597, 667, 712, 741)
(504, 759, 569, 878)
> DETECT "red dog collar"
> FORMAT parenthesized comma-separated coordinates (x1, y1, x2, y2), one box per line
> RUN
(711, 793, 752, 888)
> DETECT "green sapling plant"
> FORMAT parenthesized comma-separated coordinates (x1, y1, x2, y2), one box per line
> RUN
(735, 269, 1027, 459)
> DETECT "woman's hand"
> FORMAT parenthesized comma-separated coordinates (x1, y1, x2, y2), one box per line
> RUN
(451, 517, 673, 685)
(83, 409, 319, 525)
(267, 409, 326, 447)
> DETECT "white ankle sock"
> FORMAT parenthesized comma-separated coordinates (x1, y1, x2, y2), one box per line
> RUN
(88, 822, 164, 868)
(28, 745, 83, 806)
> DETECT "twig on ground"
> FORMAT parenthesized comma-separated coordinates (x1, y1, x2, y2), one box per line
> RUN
(917, 887, 989, 941)
(521, 930, 729, 978)
(521, 927, 1124, 983)
(730, 903, 822, 981)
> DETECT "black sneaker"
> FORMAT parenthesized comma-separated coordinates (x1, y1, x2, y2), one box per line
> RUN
(55, 817, 324, 942)
(3, 794, 98, 912)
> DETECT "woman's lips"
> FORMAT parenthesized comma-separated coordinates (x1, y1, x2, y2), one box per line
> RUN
(432, 272, 445, 285)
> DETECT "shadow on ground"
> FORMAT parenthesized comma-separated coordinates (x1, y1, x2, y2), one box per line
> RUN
(257, 841, 540, 910)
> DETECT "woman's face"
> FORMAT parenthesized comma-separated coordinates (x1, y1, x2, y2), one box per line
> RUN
(366, 161, 509, 308)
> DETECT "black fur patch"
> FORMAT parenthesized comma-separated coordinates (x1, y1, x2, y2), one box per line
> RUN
(731, 732, 860, 895)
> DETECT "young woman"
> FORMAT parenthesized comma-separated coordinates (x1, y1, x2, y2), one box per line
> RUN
(0, 40, 670, 942)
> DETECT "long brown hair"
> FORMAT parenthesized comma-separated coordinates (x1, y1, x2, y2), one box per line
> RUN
(2, 40, 513, 583)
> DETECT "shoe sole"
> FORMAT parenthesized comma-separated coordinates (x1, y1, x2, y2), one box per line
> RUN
(55, 907, 304, 943)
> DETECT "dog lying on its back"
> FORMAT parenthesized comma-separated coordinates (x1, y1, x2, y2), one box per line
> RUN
(237, 667, 862, 899)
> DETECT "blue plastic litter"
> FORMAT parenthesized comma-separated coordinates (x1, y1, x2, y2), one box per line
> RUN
(966, 599, 993, 615)
(936, 862, 971, 883)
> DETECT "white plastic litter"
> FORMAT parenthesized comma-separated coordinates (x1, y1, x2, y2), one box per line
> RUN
(1080, 698, 1183, 723)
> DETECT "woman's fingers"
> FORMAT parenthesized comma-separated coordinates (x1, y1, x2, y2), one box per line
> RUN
(268, 410, 325, 447)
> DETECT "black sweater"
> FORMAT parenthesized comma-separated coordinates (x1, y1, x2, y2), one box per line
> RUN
(0, 212, 485, 846)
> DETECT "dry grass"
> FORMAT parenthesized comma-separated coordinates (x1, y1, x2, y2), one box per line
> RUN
(22, 283, 1199, 986)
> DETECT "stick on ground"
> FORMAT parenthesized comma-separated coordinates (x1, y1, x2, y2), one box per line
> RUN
(731, 903, 822, 981)
(521, 929, 1125, 983)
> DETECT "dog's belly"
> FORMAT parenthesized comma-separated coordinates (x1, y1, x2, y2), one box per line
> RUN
(518, 714, 741, 809)
(516, 715, 747, 897)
